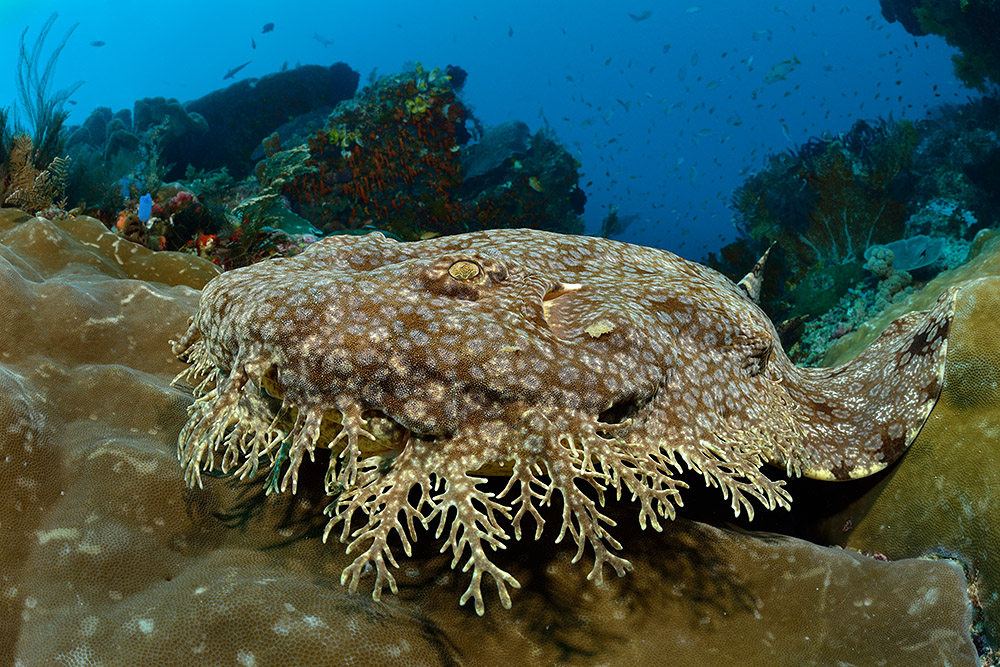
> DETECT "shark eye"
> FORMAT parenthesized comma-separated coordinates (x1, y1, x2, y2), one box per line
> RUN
(448, 260, 482, 281)
(425, 254, 506, 299)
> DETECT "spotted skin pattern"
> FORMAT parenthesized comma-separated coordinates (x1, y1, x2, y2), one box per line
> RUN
(173, 229, 954, 615)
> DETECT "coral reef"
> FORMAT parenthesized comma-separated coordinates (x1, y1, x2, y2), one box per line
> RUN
(717, 99, 1000, 351)
(133, 96, 209, 140)
(2, 133, 69, 213)
(64, 105, 169, 225)
(780, 234, 972, 366)
(174, 228, 954, 615)
(60, 64, 358, 244)
(0, 13, 78, 216)
(864, 234, 944, 272)
(176, 63, 360, 180)
(879, 0, 1000, 88)
(460, 119, 530, 179)
(807, 230, 1000, 644)
(54, 65, 584, 269)
(733, 119, 916, 270)
(281, 65, 585, 240)
(0, 207, 977, 664)
(14, 13, 82, 167)
(722, 118, 918, 323)
(910, 97, 1000, 234)
(823, 228, 1000, 363)
(141, 186, 219, 254)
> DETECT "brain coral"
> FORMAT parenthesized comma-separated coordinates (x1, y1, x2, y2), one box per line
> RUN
(0, 209, 977, 664)
(174, 227, 955, 615)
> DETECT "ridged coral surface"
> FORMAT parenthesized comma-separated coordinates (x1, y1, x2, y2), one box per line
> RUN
(819, 229, 1000, 644)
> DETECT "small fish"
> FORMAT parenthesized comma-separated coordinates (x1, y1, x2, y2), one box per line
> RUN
(628, 10, 653, 21)
(90, 40, 105, 47)
(280, 61, 288, 72)
(223, 60, 252, 80)
(508, 25, 514, 37)
(262, 22, 275, 33)
(780, 122, 792, 143)
(528, 176, 544, 192)
(313, 33, 333, 47)
(764, 56, 800, 84)
(685, 5, 702, 12)
(251, 37, 256, 50)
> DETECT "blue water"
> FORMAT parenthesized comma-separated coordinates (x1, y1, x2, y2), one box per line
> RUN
(0, 0, 971, 259)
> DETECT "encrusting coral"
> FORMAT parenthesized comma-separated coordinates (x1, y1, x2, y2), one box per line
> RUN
(173, 228, 955, 615)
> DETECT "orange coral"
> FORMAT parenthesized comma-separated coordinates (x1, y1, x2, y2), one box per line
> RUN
(287, 69, 464, 238)
(279, 67, 584, 241)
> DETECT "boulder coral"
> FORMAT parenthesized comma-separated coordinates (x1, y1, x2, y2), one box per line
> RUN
(818, 229, 1000, 644)
(0, 208, 978, 665)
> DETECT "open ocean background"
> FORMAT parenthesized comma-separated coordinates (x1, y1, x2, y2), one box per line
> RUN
(0, 0, 975, 259)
